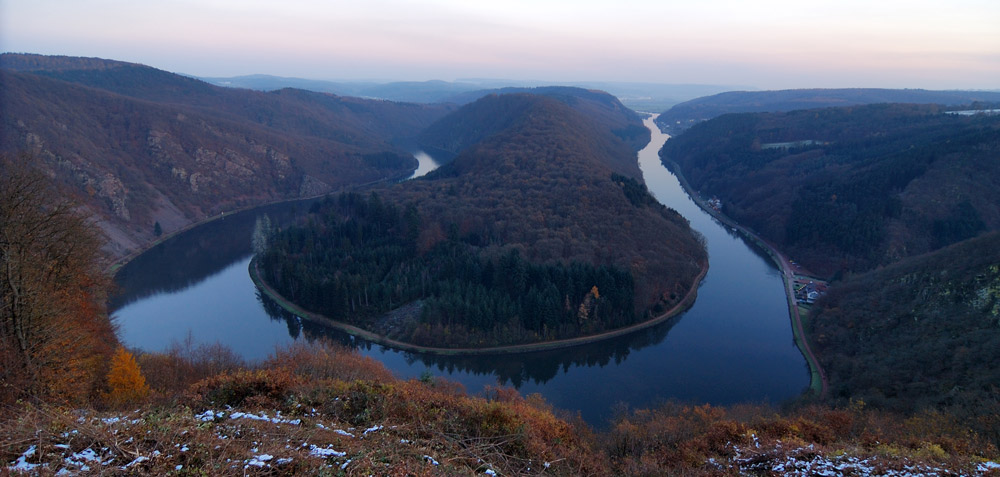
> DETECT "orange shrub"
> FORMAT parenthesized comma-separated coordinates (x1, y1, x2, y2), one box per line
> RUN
(187, 368, 299, 408)
(137, 340, 244, 399)
(264, 340, 393, 383)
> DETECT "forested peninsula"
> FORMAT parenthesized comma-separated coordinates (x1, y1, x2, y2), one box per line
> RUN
(255, 92, 707, 349)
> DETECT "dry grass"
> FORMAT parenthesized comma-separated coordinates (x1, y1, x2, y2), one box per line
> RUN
(3, 339, 998, 476)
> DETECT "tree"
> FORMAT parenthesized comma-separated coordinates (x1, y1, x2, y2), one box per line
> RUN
(153, 221, 162, 237)
(0, 154, 116, 404)
(251, 214, 273, 255)
(104, 346, 150, 407)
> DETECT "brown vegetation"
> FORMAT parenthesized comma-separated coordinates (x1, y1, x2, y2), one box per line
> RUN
(0, 155, 117, 406)
(0, 53, 454, 257)
(3, 339, 997, 475)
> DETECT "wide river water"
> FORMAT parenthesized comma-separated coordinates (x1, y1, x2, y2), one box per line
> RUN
(112, 115, 807, 425)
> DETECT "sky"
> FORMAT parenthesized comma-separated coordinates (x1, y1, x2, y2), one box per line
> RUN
(2, 0, 998, 90)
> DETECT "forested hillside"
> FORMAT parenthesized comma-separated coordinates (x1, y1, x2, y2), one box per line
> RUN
(258, 93, 707, 348)
(809, 231, 1000, 440)
(419, 86, 650, 160)
(655, 88, 1000, 134)
(660, 103, 1000, 276)
(0, 54, 454, 257)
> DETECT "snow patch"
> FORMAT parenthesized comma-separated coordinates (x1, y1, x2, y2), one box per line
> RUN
(308, 445, 346, 458)
(8, 445, 42, 472)
(246, 454, 273, 468)
(121, 456, 148, 469)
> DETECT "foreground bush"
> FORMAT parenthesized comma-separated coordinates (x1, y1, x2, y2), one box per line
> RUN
(3, 339, 998, 475)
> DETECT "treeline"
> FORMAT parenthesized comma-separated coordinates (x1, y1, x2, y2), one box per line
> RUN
(662, 103, 1000, 275)
(258, 192, 637, 347)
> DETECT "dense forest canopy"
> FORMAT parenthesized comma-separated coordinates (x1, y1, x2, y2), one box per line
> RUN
(259, 93, 707, 348)
(418, 86, 650, 171)
(661, 103, 1000, 276)
(808, 231, 1000, 442)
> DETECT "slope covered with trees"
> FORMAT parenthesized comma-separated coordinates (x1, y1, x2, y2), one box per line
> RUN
(655, 87, 1000, 134)
(661, 103, 1000, 276)
(419, 86, 650, 163)
(0, 54, 454, 257)
(258, 93, 707, 348)
(808, 231, 1000, 441)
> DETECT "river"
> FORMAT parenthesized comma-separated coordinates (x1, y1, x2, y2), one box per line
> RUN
(112, 117, 808, 425)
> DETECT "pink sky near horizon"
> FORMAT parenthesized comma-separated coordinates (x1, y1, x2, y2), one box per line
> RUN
(2, 0, 997, 90)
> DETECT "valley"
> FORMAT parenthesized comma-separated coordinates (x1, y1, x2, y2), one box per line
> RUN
(0, 54, 455, 258)
(4, 51, 1000, 474)
(110, 113, 807, 425)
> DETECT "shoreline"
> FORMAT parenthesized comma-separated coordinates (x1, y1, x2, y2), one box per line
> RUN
(661, 156, 828, 397)
(249, 256, 709, 356)
(105, 169, 416, 277)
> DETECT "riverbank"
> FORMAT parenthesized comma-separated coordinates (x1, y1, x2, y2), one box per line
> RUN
(105, 169, 417, 276)
(249, 256, 709, 356)
(660, 156, 827, 397)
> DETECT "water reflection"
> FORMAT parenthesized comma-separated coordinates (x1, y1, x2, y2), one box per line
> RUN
(111, 200, 317, 310)
(254, 290, 681, 388)
(113, 148, 443, 309)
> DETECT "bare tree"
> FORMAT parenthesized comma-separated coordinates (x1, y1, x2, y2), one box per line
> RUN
(0, 153, 116, 404)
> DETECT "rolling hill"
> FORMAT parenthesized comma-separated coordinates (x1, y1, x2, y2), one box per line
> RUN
(660, 103, 1000, 276)
(0, 54, 454, 257)
(655, 88, 1000, 134)
(418, 86, 651, 160)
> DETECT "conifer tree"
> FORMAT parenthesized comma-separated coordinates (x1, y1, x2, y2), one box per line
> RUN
(105, 346, 150, 407)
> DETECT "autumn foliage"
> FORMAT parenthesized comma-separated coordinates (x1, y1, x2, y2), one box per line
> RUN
(1, 337, 996, 475)
(0, 155, 117, 405)
(103, 346, 150, 408)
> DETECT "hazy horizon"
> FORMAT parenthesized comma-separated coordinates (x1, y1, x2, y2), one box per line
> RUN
(2, 0, 998, 90)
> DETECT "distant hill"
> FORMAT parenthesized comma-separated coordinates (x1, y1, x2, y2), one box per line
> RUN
(660, 103, 1000, 276)
(258, 93, 707, 348)
(201, 73, 739, 113)
(200, 75, 487, 104)
(656, 88, 1000, 134)
(809, 230, 1000, 421)
(420, 86, 650, 161)
(0, 53, 454, 257)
